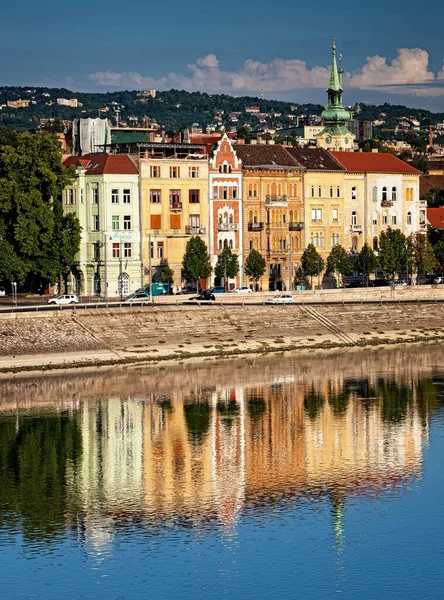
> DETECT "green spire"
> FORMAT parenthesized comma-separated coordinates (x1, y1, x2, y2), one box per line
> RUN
(328, 38, 342, 92)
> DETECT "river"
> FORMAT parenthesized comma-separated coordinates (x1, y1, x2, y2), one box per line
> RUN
(1, 345, 444, 599)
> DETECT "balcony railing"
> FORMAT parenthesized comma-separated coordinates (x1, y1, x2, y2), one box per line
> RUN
(218, 222, 238, 231)
(248, 222, 264, 231)
(351, 224, 363, 232)
(381, 201, 393, 207)
(170, 202, 182, 211)
(289, 222, 304, 231)
(185, 225, 206, 235)
(265, 194, 288, 204)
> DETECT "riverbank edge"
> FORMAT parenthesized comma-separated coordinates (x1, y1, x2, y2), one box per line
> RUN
(1, 331, 443, 375)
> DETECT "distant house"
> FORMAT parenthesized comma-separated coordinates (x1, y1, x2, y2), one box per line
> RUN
(245, 106, 260, 114)
(7, 99, 30, 108)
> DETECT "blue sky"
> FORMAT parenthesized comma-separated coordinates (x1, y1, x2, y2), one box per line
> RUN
(2, 0, 444, 109)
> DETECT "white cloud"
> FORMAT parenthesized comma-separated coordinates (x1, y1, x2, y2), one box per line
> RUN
(88, 48, 444, 97)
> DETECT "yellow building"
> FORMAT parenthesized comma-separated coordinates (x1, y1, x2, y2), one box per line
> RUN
(235, 144, 304, 291)
(139, 151, 209, 288)
(287, 147, 346, 260)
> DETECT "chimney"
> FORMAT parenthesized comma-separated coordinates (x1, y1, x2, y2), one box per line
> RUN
(429, 125, 433, 148)
(371, 148, 379, 153)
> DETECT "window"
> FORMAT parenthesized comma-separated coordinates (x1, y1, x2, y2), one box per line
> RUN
(373, 237, 378, 251)
(112, 215, 119, 230)
(169, 166, 180, 178)
(190, 214, 200, 228)
(92, 215, 99, 231)
(352, 186, 357, 200)
(351, 211, 357, 226)
(279, 239, 287, 250)
(232, 186, 238, 199)
(189, 166, 199, 178)
(316, 209, 322, 222)
(213, 186, 218, 199)
(157, 242, 164, 259)
(311, 186, 315, 198)
(80, 190, 84, 204)
(318, 186, 322, 197)
(111, 189, 119, 204)
(373, 212, 378, 225)
(331, 234, 336, 247)
(352, 236, 358, 252)
(123, 215, 131, 230)
(382, 212, 388, 225)
(93, 242, 100, 261)
(151, 215, 161, 229)
(170, 190, 181, 207)
(392, 187, 397, 202)
(189, 189, 200, 203)
(170, 214, 181, 229)
(66, 189, 74, 205)
(249, 239, 253, 250)
(150, 241, 154, 258)
(330, 186, 333, 198)
(150, 165, 160, 178)
(407, 211, 412, 225)
(150, 189, 161, 203)
(392, 213, 397, 225)
(382, 187, 387, 202)
(123, 189, 131, 204)
(223, 186, 228, 200)
(332, 208, 338, 221)
(112, 243, 120, 258)
(92, 188, 99, 204)
(337, 186, 340, 198)
(123, 243, 132, 258)
(311, 208, 317, 221)
(372, 186, 377, 202)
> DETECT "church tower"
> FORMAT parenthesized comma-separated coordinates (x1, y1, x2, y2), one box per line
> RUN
(315, 39, 355, 151)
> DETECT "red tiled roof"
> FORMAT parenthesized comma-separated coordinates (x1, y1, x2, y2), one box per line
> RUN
(420, 175, 444, 198)
(330, 151, 421, 174)
(427, 207, 444, 228)
(63, 154, 139, 175)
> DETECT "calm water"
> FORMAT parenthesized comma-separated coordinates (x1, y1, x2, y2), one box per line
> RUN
(1, 346, 444, 599)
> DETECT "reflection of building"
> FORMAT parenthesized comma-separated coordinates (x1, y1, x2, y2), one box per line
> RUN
(63, 154, 141, 297)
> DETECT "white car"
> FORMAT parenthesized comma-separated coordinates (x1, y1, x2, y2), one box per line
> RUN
(231, 286, 253, 293)
(265, 294, 294, 305)
(0, 286, 5, 296)
(48, 294, 79, 305)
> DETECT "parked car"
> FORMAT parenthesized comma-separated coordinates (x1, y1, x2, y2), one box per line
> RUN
(0, 286, 5, 296)
(191, 292, 215, 301)
(433, 276, 444, 284)
(207, 286, 225, 294)
(394, 280, 408, 287)
(123, 292, 150, 302)
(231, 286, 253, 293)
(265, 294, 294, 305)
(48, 294, 79, 305)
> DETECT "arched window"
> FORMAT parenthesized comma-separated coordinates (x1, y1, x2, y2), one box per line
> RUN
(314, 233, 319, 247)
(319, 234, 324, 247)
(352, 211, 357, 225)
(249, 239, 253, 251)
(392, 186, 397, 202)
(229, 240, 233, 249)
(282, 212, 287, 224)
(293, 236, 299, 250)
(223, 212, 228, 223)
(372, 211, 378, 225)
(229, 213, 234, 224)
(248, 210, 253, 223)
(407, 211, 412, 225)
(248, 184, 253, 198)
(289, 210, 294, 222)
(331, 234, 335, 247)
(223, 239, 228, 248)
(382, 212, 388, 225)
(336, 234, 340, 246)
(219, 165, 223, 173)
(382, 187, 387, 202)
(373, 237, 378, 251)
(372, 186, 378, 202)
(253, 210, 258, 224)
(219, 239, 223, 250)
(228, 165, 232, 173)
(218, 214, 222, 223)
(352, 236, 358, 252)
(391, 212, 397, 225)
(352, 186, 357, 200)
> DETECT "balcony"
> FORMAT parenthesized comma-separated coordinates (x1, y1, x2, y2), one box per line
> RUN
(351, 224, 363, 232)
(170, 202, 182, 211)
(185, 225, 206, 235)
(218, 222, 238, 231)
(248, 222, 264, 231)
(289, 222, 304, 231)
(381, 201, 393, 207)
(265, 194, 288, 204)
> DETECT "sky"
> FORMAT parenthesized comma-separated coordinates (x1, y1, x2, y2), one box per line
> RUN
(2, 0, 444, 110)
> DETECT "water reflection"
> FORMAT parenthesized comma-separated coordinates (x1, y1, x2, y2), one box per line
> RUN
(0, 345, 443, 552)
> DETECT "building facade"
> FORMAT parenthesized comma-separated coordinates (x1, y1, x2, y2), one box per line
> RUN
(139, 152, 209, 289)
(209, 134, 243, 288)
(63, 154, 141, 297)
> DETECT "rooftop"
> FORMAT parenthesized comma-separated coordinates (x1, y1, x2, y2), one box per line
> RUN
(427, 207, 444, 228)
(420, 175, 444, 198)
(64, 154, 139, 175)
(330, 152, 421, 174)
(234, 144, 301, 168)
(286, 147, 345, 171)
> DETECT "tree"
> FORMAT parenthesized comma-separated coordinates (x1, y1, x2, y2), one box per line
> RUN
(0, 131, 79, 289)
(214, 246, 239, 289)
(244, 249, 266, 290)
(181, 236, 212, 292)
(301, 244, 324, 288)
(433, 240, 444, 271)
(356, 244, 377, 285)
(377, 228, 408, 279)
(412, 234, 439, 276)
(412, 155, 429, 174)
(154, 258, 174, 284)
(325, 245, 352, 284)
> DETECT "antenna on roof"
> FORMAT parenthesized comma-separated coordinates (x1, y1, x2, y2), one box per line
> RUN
(339, 53, 343, 87)
(260, 89, 264, 100)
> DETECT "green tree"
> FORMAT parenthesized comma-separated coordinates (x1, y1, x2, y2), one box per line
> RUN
(377, 228, 408, 280)
(244, 248, 266, 290)
(413, 234, 438, 276)
(433, 240, 444, 271)
(0, 131, 79, 288)
(181, 236, 212, 292)
(412, 155, 429, 174)
(325, 245, 352, 285)
(356, 243, 377, 285)
(154, 258, 174, 284)
(214, 246, 239, 289)
(301, 244, 324, 288)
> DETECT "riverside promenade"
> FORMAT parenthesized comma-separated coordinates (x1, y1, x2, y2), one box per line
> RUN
(1, 286, 444, 373)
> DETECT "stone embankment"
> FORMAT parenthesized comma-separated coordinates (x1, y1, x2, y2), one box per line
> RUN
(2, 292, 444, 372)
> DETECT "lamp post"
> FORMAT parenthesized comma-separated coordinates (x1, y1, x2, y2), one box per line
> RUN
(289, 236, 293, 292)
(148, 233, 153, 303)
(119, 239, 123, 302)
(12, 281, 17, 306)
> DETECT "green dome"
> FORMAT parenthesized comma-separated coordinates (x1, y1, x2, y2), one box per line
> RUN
(321, 106, 352, 123)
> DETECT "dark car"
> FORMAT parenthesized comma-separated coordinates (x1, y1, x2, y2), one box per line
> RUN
(207, 286, 226, 294)
(191, 292, 216, 301)
(369, 279, 391, 287)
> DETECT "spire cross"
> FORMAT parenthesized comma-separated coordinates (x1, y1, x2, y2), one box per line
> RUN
(332, 38, 336, 54)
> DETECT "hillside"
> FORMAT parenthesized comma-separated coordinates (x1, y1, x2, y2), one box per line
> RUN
(1, 86, 444, 137)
